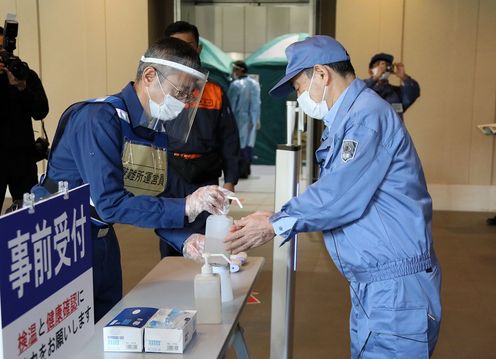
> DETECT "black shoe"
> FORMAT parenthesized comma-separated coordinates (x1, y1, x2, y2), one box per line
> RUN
(486, 216, 496, 226)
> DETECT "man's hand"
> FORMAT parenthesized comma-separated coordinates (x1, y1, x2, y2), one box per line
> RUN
(224, 211, 275, 254)
(393, 62, 407, 81)
(3, 67, 27, 90)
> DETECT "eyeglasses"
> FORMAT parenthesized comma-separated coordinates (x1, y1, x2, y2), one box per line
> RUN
(155, 69, 196, 103)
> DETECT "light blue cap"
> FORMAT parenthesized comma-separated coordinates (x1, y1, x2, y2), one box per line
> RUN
(269, 35, 350, 97)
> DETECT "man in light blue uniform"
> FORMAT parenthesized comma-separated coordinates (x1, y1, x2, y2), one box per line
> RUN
(225, 36, 441, 358)
(31, 38, 226, 322)
(228, 61, 261, 178)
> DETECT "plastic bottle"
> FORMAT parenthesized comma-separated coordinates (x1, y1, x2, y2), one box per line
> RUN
(205, 214, 233, 264)
(194, 253, 222, 324)
(204, 194, 242, 265)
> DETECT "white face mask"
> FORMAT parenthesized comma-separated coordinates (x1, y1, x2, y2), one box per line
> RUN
(146, 76, 186, 122)
(372, 67, 390, 81)
(379, 71, 391, 81)
(297, 73, 329, 120)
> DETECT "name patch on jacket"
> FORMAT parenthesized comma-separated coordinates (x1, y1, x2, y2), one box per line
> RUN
(341, 140, 358, 162)
(122, 141, 167, 196)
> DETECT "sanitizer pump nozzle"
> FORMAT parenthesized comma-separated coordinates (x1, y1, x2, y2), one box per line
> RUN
(207, 253, 234, 303)
(201, 253, 213, 274)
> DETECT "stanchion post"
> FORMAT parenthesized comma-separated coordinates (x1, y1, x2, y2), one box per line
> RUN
(270, 101, 301, 359)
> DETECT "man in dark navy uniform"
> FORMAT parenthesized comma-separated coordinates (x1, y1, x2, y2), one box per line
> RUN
(157, 21, 240, 257)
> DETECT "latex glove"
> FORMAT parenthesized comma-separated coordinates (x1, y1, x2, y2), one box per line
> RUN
(185, 185, 225, 223)
(224, 211, 275, 254)
(219, 187, 243, 214)
(182, 233, 205, 261)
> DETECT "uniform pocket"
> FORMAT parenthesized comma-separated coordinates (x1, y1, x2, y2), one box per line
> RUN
(362, 307, 429, 358)
(368, 307, 428, 335)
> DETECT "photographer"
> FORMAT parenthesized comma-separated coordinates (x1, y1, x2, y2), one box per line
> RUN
(365, 52, 420, 120)
(0, 25, 49, 211)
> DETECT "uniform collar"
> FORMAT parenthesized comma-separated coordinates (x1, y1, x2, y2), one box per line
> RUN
(326, 79, 367, 137)
(323, 84, 350, 127)
(120, 82, 148, 129)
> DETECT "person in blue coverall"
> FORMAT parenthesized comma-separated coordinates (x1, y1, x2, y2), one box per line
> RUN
(157, 21, 240, 258)
(365, 53, 420, 120)
(31, 38, 227, 322)
(228, 61, 261, 178)
(225, 36, 441, 358)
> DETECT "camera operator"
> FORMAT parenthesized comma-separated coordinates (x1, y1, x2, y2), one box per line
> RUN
(0, 25, 49, 211)
(365, 52, 420, 120)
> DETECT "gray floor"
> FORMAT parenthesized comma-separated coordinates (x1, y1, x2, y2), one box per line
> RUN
(4, 166, 496, 358)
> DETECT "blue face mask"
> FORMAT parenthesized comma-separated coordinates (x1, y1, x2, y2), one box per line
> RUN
(296, 72, 329, 120)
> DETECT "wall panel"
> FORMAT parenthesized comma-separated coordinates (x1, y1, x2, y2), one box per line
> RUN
(105, 0, 148, 94)
(404, 0, 479, 184)
(336, 0, 403, 80)
(38, 0, 106, 140)
(472, 0, 496, 185)
(336, 0, 496, 210)
(245, 6, 267, 53)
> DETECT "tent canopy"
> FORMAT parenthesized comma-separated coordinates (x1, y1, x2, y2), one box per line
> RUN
(246, 33, 309, 66)
(247, 33, 309, 165)
(198, 37, 233, 91)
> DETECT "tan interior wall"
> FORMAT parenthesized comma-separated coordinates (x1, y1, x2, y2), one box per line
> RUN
(336, 0, 496, 186)
(0, 0, 148, 150)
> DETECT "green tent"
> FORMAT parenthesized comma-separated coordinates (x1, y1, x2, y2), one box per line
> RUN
(245, 33, 309, 165)
(199, 36, 232, 91)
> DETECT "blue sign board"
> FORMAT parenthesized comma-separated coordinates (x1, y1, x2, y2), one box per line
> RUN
(0, 185, 92, 328)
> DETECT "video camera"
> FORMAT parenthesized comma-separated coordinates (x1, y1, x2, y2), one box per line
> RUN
(0, 18, 29, 80)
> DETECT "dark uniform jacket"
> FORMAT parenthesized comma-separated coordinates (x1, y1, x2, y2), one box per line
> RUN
(0, 69, 49, 155)
(157, 80, 240, 251)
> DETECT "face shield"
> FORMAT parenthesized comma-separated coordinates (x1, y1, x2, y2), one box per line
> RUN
(140, 56, 208, 143)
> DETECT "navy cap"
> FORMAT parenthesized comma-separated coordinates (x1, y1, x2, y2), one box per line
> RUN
(269, 35, 350, 97)
(369, 53, 394, 69)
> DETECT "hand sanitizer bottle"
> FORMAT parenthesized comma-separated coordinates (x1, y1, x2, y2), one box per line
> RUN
(204, 195, 243, 265)
(205, 214, 233, 264)
(194, 253, 222, 324)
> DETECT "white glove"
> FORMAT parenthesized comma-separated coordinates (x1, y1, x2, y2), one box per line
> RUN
(185, 185, 225, 223)
(182, 234, 205, 262)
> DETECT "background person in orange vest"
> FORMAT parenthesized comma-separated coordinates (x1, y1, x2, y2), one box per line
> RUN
(156, 21, 241, 258)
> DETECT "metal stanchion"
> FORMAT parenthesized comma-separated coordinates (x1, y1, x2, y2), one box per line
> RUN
(270, 102, 301, 359)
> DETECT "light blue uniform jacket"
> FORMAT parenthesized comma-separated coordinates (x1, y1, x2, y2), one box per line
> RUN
(271, 79, 441, 358)
(227, 76, 261, 148)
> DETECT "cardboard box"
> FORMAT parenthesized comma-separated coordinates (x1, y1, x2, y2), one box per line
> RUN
(144, 309, 197, 353)
(103, 307, 158, 352)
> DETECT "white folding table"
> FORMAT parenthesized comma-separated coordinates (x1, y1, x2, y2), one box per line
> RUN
(74, 256, 265, 358)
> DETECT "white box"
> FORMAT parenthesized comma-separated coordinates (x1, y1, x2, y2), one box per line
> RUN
(144, 309, 197, 353)
(103, 307, 158, 352)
